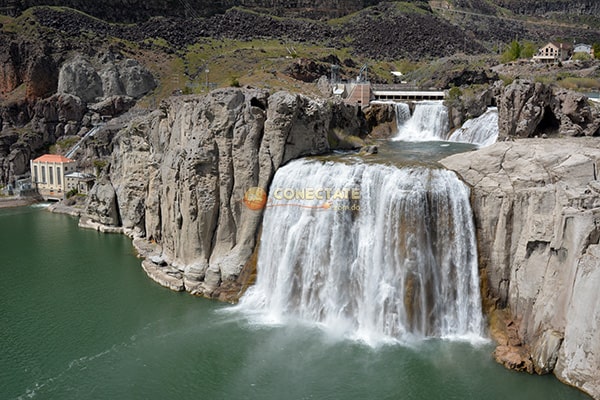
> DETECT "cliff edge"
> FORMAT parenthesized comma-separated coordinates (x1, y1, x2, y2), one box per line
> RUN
(441, 138, 600, 399)
(80, 87, 366, 300)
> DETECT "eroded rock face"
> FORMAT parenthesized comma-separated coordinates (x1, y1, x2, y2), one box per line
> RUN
(83, 88, 365, 299)
(85, 178, 120, 226)
(497, 80, 600, 139)
(57, 54, 156, 103)
(0, 38, 58, 99)
(441, 138, 600, 399)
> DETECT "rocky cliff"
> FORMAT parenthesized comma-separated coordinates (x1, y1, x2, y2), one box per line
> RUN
(441, 138, 600, 399)
(81, 88, 366, 300)
(497, 80, 600, 139)
(0, 48, 156, 186)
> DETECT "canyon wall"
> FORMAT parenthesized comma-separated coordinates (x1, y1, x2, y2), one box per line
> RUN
(81, 88, 366, 300)
(441, 138, 600, 399)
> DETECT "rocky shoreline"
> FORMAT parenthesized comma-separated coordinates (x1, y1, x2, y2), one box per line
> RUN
(0, 197, 37, 209)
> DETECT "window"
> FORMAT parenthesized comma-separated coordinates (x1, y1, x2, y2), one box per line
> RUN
(49, 167, 54, 185)
(57, 167, 61, 185)
(33, 166, 38, 183)
(41, 166, 46, 183)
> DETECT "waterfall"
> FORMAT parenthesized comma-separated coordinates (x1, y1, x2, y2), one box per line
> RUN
(239, 159, 484, 345)
(395, 102, 411, 127)
(394, 101, 449, 142)
(448, 107, 499, 147)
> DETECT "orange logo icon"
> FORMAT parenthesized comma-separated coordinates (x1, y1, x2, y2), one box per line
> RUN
(243, 187, 268, 210)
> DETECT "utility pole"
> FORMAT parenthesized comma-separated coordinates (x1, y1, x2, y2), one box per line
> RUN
(205, 67, 210, 92)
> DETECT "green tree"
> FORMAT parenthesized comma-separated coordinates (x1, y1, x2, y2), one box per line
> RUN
(592, 43, 600, 59)
(501, 40, 521, 63)
(520, 41, 537, 59)
(573, 52, 592, 61)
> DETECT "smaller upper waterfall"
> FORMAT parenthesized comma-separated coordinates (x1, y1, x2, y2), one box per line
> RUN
(448, 107, 499, 147)
(393, 101, 449, 142)
(395, 102, 411, 127)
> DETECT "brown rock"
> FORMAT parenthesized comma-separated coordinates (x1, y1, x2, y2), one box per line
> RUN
(494, 345, 534, 373)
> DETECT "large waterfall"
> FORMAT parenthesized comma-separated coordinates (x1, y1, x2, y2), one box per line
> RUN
(448, 107, 499, 147)
(239, 158, 484, 345)
(394, 101, 449, 141)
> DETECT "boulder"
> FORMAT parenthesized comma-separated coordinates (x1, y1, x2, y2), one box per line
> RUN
(497, 80, 600, 139)
(117, 58, 156, 98)
(57, 55, 103, 103)
(532, 330, 563, 375)
(497, 80, 553, 139)
(85, 178, 120, 226)
(89, 95, 136, 117)
(57, 54, 156, 103)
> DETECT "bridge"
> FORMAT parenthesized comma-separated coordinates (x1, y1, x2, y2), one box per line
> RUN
(371, 84, 446, 101)
(340, 83, 446, 106)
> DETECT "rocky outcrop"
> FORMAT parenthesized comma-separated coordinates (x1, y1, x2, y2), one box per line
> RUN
(0, 48, 155, 187)
(85, 177, 120, 227)
(58, 54, 156, 103)
(364, 102, 397, 138)
(497, 80, 600, 139)
(0, 37, 58, 99)
(82, 88, 366, 299)
(441, 138, 600, 399)
(446, 83, 497, 130)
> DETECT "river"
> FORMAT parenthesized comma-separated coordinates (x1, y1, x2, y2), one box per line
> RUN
(0, 206, 590, 399)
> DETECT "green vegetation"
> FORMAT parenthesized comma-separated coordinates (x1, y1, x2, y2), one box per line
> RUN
(229, 76, 241, 87)
(557, 76, 600, 91)
(392, 2, 430, 15)
(594, 43, 600, 57)
(500, 39, 539, 63)
(572, 52, 592, 61)
(93, 159, 108, 175)
(447, 86, 462, 101)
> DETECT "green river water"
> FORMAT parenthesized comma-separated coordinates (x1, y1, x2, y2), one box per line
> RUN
(0, 206, 591, 399)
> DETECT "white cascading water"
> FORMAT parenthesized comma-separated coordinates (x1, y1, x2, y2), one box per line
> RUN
(393, 101, 449, 141)
(239, 159, 484, 345)
(448, 107, 499, 147)
(395, 102, 411, 127)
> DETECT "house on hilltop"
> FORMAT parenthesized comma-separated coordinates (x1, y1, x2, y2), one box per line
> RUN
(533, 42, 573, 63)
(573, 43, 594, 59)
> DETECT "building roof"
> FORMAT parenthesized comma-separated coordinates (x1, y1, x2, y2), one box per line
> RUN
(33, 154, 75, 163)
(65, 172, 95, 180)
(549, 41, 573, 50)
